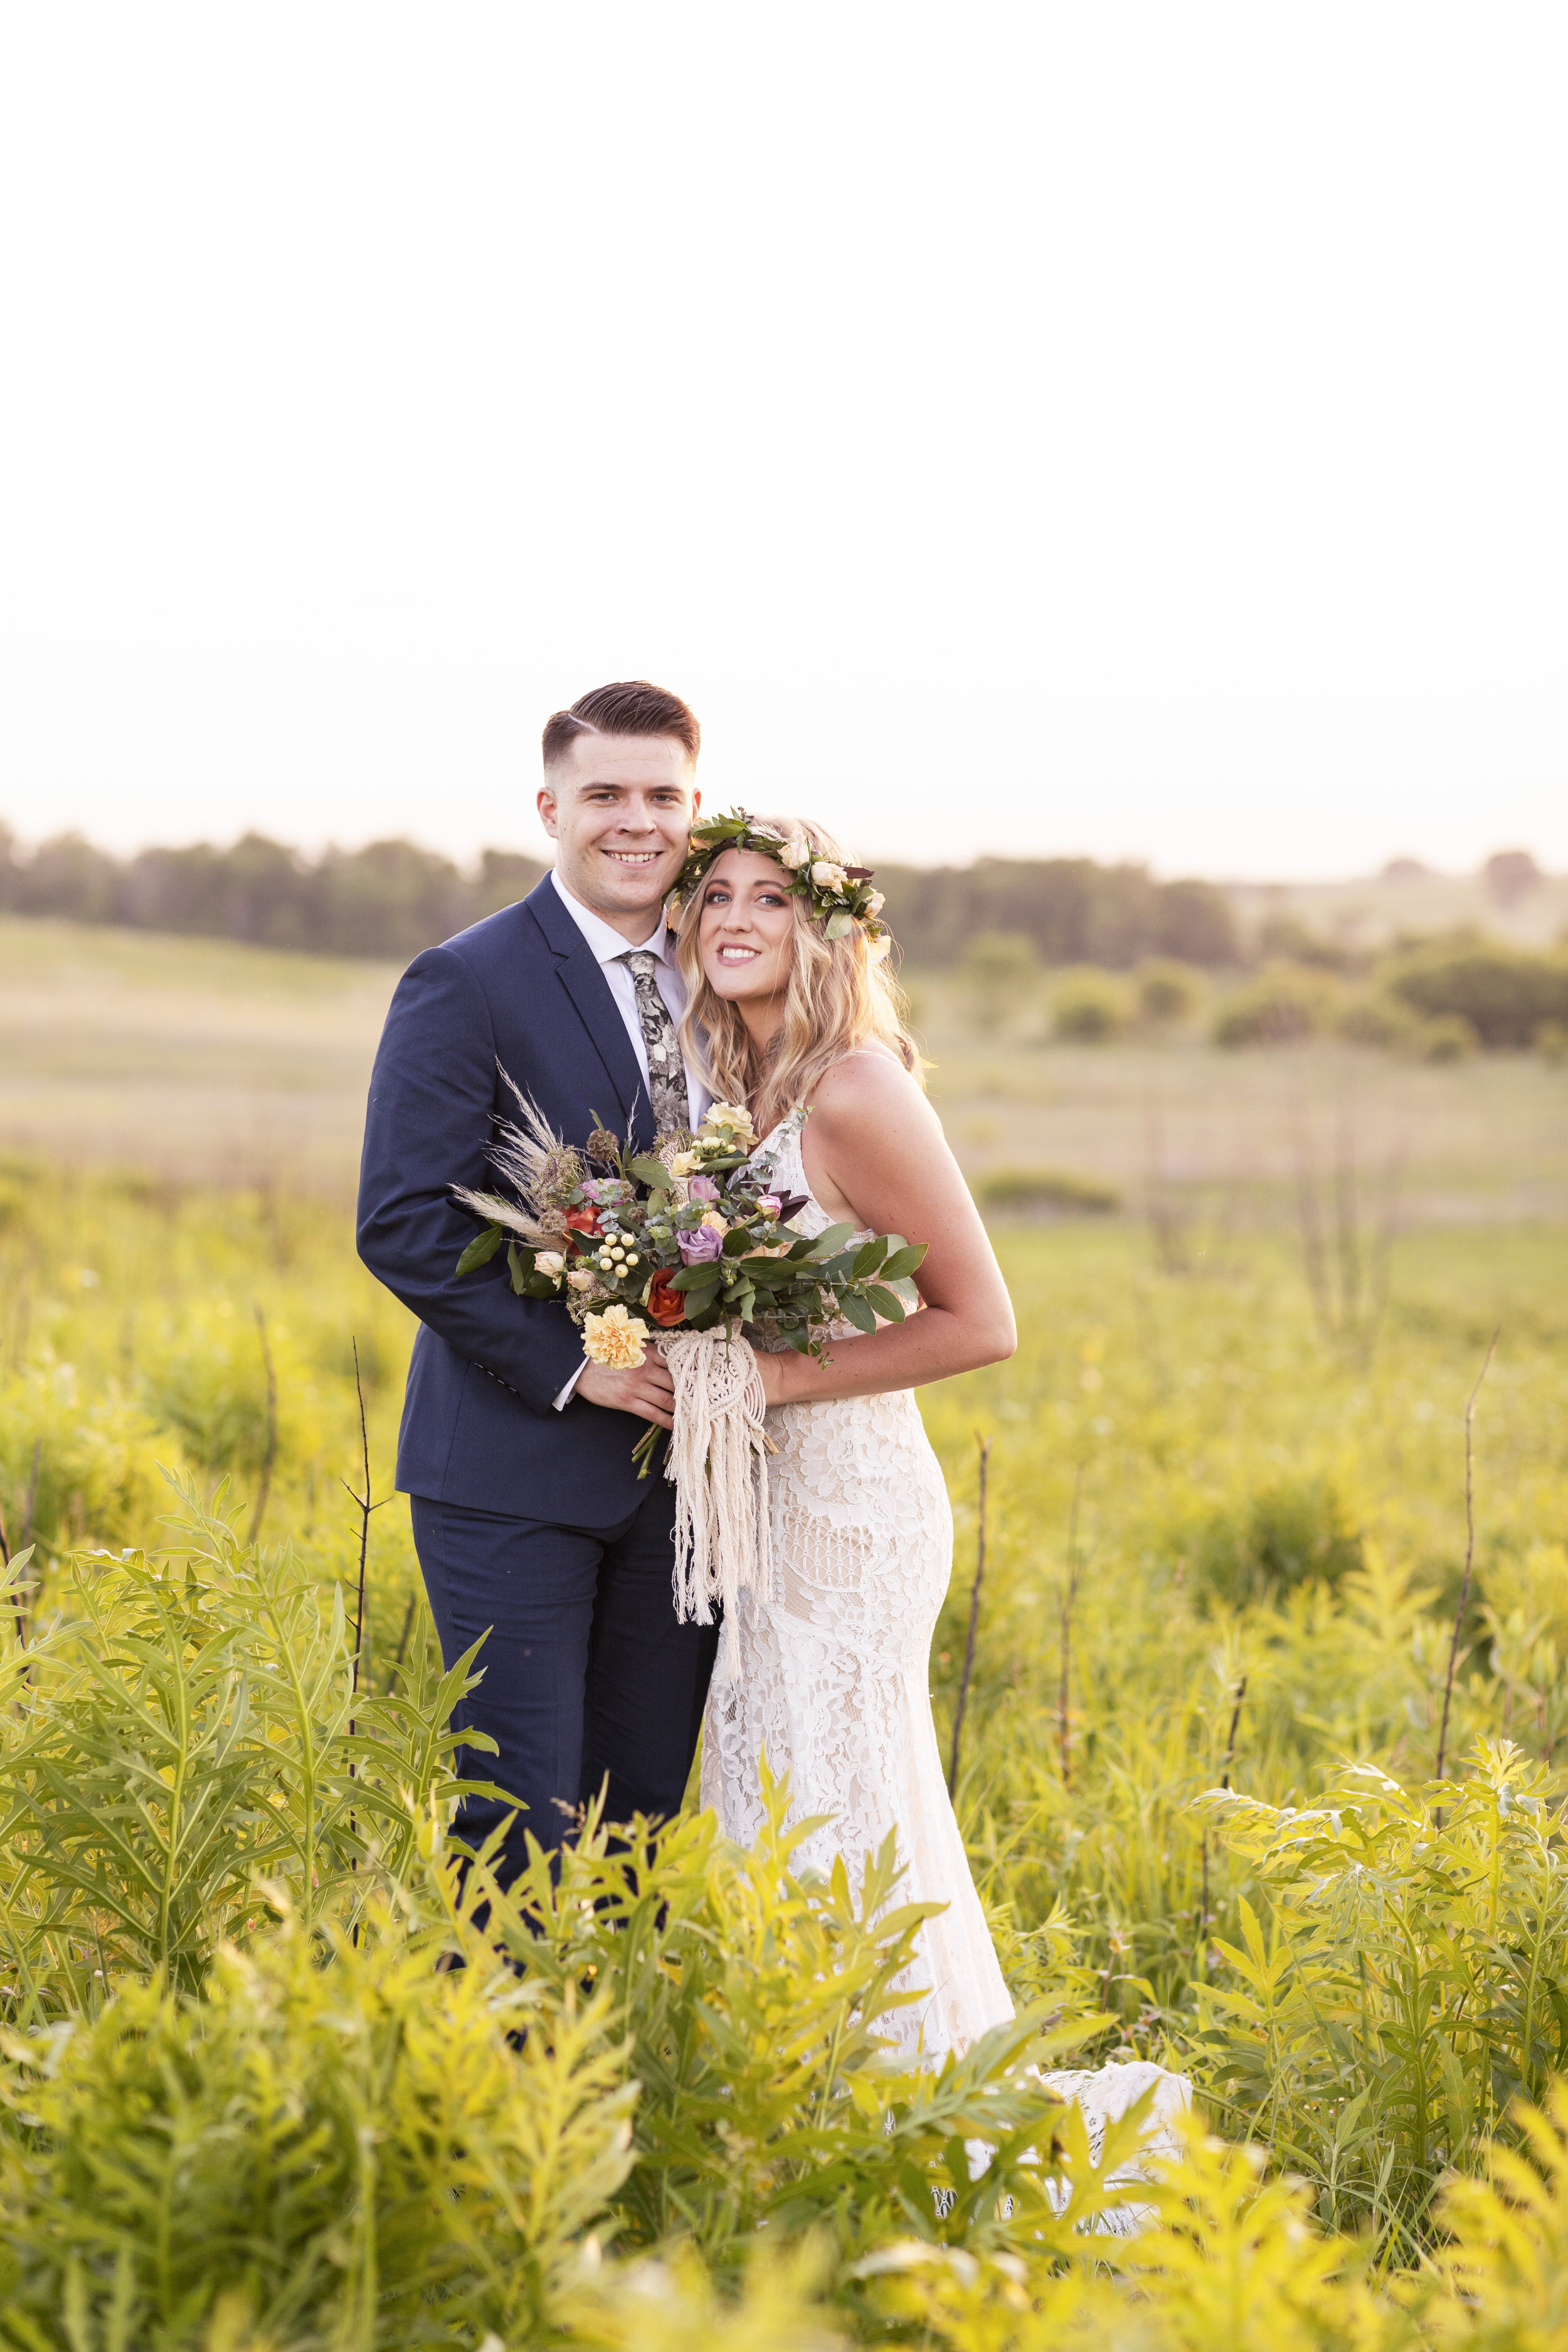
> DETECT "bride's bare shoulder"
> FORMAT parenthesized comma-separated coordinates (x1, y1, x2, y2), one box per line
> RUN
(809, 1048, 933, 1133)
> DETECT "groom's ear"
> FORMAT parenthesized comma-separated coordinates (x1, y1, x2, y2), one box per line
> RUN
(537, 785, 560, 837)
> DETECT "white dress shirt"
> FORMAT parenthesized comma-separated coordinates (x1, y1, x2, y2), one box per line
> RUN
(548, 868, 711, 1409)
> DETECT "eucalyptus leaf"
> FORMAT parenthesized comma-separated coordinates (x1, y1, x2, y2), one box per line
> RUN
(809, 1222, 859, 1259)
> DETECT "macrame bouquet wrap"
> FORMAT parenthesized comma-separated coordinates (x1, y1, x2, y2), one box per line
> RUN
(659, 1327, 775, 1680)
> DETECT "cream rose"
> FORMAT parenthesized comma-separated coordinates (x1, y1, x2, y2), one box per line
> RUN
(534, 1250, 566, 1279)
(705, 1101, 756, 1145)
(566, 1268, 599, 1292)
(810, 859, 847, 893)
(780, 835, 813, 869)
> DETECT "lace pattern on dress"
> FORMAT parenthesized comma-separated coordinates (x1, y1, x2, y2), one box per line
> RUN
(700, 1104, 1192, 2180)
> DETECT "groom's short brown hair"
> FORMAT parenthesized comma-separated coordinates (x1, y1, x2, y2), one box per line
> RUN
(541, 680, 701, 770)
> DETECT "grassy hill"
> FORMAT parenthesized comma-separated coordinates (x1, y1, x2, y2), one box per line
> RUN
(3, 915, 1563, 1224)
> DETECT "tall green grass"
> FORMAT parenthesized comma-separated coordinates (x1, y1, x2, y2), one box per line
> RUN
(3, 1160, 1568, 2339)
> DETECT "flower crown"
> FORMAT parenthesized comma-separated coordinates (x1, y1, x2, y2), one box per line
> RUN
(670, 809, 891, 955)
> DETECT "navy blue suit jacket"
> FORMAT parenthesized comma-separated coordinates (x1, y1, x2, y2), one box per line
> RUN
(357, 876, 662, 1525)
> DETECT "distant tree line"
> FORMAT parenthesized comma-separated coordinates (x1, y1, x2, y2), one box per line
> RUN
(0, 827, 549, 963)
(871, 857, 1238, 967)
(0, 824, 1241, 968)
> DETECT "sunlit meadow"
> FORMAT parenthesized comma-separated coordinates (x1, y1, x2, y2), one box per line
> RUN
(3, 915, 1568, 2344)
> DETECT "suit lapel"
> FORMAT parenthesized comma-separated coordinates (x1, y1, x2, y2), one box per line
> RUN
(522, 878, 650, 1143)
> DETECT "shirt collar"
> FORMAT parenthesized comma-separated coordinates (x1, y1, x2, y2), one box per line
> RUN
(550, 867, 675, 967)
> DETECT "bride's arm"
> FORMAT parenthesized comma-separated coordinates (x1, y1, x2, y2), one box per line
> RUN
(753, 1054, 1016, 1407)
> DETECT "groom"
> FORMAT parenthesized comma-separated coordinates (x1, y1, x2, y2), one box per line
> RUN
(357, 679, 718, 1885)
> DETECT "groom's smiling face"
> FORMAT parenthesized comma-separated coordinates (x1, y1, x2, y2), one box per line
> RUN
(538, 733, 698, 940)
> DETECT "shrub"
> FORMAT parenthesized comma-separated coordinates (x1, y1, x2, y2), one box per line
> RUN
(1412, 1012, 1479, 1063)
(1192, 1738, 1568, 2259)
(1212, 964, 1337, 1047)
(1135, 957, 1204, 1026)
(0, 1479, 487, 2005)
(1335, 991, 1414, 1048)
(1185, 1476, 1364, 1611)
(1536, 1018, 1568, 1064)
(1384, 942, 1568, 1049)
(956, 931, 1042, 1033)
(973, 1167, 1121, 1217)
(1256, 915, 1350, 971)
(1051, 967, 1131, 1042)
(0, 1892, 638, 2350)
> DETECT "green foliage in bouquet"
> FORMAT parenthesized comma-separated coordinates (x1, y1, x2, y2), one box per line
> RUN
(455, 1099, 927, 1360)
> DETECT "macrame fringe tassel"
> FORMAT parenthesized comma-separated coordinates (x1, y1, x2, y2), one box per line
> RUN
(660, 1327, 773, 1681)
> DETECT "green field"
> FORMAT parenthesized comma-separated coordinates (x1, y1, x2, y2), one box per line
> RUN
(4, 919, 1568, 2343)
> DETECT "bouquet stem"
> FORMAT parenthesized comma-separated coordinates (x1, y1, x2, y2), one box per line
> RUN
(631, 1421, 666, 1480)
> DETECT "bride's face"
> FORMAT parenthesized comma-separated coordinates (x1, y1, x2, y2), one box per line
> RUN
(697, 848, 797, 1009)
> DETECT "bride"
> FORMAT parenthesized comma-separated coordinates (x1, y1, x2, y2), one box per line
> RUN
(670, 815, 1188, 2159)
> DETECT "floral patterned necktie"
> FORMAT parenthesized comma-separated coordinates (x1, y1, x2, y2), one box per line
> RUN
(617, 950, 691, 1137)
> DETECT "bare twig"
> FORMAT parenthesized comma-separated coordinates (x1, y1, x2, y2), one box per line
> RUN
(386, 1591, 417, 1694)
(1197, 1674, 1248, 1978)
(21, 1438, 40, 1550)
(0, 1500, 14, 1649)
(250, 1306, 278, 1547)
(1436, 1328, 1500, 1786)
(341, 1337, 384, 1739)
(1059, 1460, 1086, 1788)
(1221, 1675, 1248, 1790)
(947, 1434, 990, 1799)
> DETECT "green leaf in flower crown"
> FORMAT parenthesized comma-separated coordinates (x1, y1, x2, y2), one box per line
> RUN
(455, 1222, 504, 1276)
(824, 911, 853, 940)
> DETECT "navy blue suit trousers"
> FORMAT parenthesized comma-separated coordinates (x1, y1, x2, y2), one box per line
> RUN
(411, 1480, 719, 1882)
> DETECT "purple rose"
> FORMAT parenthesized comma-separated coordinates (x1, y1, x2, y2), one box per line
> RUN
(687, 1174, 720, 1203)
(677, 1222, 724, 1264)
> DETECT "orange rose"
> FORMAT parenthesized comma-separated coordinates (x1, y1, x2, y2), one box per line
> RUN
(564, 1205, 600, 1237)
(645, 1269, 687, 1328)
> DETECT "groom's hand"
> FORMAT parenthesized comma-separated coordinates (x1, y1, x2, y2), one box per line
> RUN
(576, 1356, 677, 1428)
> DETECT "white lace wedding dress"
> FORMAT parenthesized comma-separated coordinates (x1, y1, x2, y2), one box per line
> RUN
(700, 1108, 1189, 2195)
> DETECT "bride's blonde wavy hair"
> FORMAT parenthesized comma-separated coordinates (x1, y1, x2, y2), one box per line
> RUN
(674, 817, 922, 1139)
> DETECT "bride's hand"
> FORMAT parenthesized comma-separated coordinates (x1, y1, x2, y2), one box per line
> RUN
(751, 1348, 793, 1407)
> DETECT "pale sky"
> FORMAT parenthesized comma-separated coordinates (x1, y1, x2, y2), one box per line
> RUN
(3, 3, 1564, 881)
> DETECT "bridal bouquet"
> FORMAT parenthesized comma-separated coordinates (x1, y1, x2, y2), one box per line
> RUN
(451, 1091, 925, 1667)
